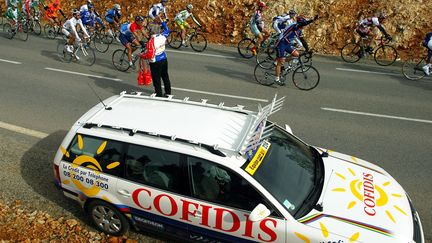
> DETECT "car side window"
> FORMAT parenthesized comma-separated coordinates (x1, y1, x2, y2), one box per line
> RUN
(64, 134, 124, 177)
(188, 157, 271, 212)
(125, 144, 184, 194)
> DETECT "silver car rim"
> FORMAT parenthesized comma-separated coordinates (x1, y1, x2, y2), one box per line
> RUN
(92, 205, 122, 234)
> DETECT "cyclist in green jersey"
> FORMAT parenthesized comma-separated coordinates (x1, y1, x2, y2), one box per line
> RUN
(174, 4, 201, 47)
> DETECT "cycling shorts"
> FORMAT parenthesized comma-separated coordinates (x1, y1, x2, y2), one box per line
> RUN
(356, 26, 371, 38)
(250, 23, 262, 36)
(119, 33, 135, 46)
(276, 40, 295, 58)
(174, 19, 189, 30)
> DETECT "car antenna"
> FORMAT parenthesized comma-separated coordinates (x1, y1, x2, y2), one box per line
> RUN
(87, 83, 112, 110)
(315, 169, 334, 212)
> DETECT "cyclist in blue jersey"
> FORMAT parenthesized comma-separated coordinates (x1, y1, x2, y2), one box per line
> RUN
(105, 4, 121, 37)
(80, 5, 105, 31)
(274, 15, 318, 85)
(423, 32, 432, 75)
(148, 0, 168, 24)
(119, 15, 148, 68)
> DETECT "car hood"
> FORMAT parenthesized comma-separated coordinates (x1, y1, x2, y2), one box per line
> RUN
(301, 148, 414, 242)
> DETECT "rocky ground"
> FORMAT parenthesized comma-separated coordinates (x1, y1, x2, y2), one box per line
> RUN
(0, 200, 138, 242)
(57, 0, 430, 59)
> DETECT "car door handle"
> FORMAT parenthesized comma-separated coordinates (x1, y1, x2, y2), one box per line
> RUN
(195, 210, 202, 218)
(117, 189, 131, 197)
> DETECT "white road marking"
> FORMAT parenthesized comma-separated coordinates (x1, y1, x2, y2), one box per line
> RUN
(169, 87, 268, 102)
(0, 121, 48, 139)
(322, 107, 432, 124)
(44, 67, 123, 82)
(0, 58, 22, 64)
(167, 49, 237, 59)
(336, 68, 400, 76)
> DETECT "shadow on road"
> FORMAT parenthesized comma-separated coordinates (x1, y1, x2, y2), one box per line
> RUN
(19, 130, 86, 222)
(205, 64, 256, 84)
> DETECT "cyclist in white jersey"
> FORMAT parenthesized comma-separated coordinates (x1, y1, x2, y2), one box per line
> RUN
(62, 9, 90, 53)
(174, 4, 201, 46)
(148, 0, 168, 23)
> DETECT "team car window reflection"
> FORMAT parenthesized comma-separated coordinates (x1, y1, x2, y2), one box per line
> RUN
(64, 134, 124, 177)
(125, 144, 183, 194)
(188, 157, 268, 212)
(242, 126, 315, 217)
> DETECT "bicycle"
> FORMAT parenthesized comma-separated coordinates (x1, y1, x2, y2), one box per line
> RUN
(57, 38, 96, 66)
(3, 20, 29, 41)
(44, 20, 66, 40)
(23, 17, 42, 35)
(112, 45, 146, 72)
(341, 36, 398, 66)
(402, 54, 430, 80)
(86, 24, 113, 53)
(253, 52, 320, 90)
(168, 26, 207, 52)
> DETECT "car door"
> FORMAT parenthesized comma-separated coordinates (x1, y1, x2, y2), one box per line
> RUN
(186, 156, 287, 243)
(115, 143, 191, 239)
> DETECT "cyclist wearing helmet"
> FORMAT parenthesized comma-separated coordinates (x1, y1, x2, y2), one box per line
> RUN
(5, 0, 20, 26)
(174, 4, 202, 47)
(80, 4, 105, 31)
(79, 0, 92, 12)
(356, 11, 392, 54)
(62, 9, 90, 53)
(148, 0, 168, 23)
(105, 4, 122, 37)
(250, 1, 269, 53)
(274, 15, 318, 85)
(422, 32, 432, 75)
(119, 15, 148, 67)
(44, 0, 65, 25)
(272, 10, 297, 37)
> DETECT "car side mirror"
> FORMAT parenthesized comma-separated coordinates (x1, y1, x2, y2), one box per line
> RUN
(285, 124, 293, 134)
(249, 203, 271, 222)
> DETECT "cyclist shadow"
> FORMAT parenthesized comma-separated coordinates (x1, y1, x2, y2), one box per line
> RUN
(39, 39, 65, 61)
(205, 65, 256, 84)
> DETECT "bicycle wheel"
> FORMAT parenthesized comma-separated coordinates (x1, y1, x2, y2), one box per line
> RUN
(167, 31, 182, 49)
(237, 38, 255, 59)
(256, 49, 276, 69)
(93, 32, 110, 53)
(44, 24, 56, 39)
(341, 43, 362, 63)
(17, 25, 28, 41)
(112, 49, 130, 71)
(76, 45, 96, 66)
(56, 42, 72, 63)
(31, 21, 42, 35)
(374, 45, 397, 66)
(190, 33, 207, 52)
(3, 23, 14, 39)
(292, 65, 320, 91)
(254, 63, 277, 86)
(402, 58, 426, 80)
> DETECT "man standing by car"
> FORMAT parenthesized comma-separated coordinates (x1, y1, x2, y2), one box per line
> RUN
(141, 21, 171, 97)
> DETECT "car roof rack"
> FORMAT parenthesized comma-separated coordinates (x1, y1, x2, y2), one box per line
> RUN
(83, 92, 284, 157)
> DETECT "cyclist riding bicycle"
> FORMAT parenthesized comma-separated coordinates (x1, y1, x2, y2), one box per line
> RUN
(80, 4, 105, 32)
(356, 11, 392, 54)
(148, 0, 168, 24)
(105, 4, 121, 37)
(293, 14, 316, 53)
(119, 15, 148, 68)
(272, 9, 296, 37)
(422, 32, 432, 75)
(62, 9, 90, 54)
(274, 15, 318, 85)
(174, 4, 202, 47)
(44, 0, 64, 25)
(22, 0, 36, 20)
(5, 1, 20, 26)
(250, 1, 269, 55)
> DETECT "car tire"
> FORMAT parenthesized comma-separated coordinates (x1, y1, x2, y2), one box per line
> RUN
(87, 200, 130, 236)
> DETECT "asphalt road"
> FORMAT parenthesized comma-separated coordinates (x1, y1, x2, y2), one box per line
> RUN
(0, 31, 431, 242)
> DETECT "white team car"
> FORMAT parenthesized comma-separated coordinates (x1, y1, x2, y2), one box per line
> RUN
(53, 92, 424, 243)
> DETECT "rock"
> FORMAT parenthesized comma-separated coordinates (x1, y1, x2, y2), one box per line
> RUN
(65, 219, 78, 228)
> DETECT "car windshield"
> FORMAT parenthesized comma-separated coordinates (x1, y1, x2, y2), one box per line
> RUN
(242, 125, 323, 218)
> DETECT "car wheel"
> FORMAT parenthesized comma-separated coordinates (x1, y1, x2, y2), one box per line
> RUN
(87, 200, 129, 236)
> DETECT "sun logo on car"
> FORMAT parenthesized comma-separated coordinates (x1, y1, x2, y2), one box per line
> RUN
(331, 160, 407, 224)
(60, 134, 120, 197)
